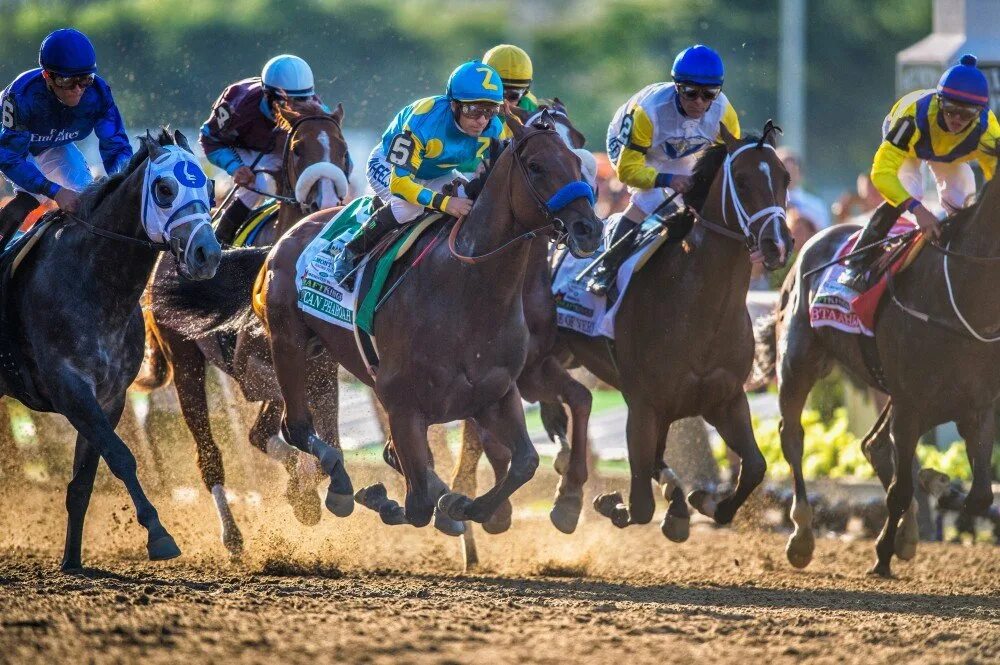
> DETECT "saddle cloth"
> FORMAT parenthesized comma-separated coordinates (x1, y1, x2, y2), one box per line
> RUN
(551, 214, 672, 339)
(293, 196, 443, 336)
(809, 219, 924, 336)
(232, 200, 279, 247)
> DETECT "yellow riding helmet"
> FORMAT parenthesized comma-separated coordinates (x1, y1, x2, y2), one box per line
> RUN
(483, 44, 533, 89)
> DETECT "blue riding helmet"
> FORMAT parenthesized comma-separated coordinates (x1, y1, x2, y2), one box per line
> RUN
(671, 44, 724, 87)
(937, 54, 989, 107)
(39, 28, 97, 77)
(446, 61, 505, 104)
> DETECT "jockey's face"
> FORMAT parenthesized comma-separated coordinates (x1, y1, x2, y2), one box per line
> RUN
(939, 97, 980, 133)
(44, 71, 88, 107)
(675, 83, 721, 119)
(452, 101, 496, 136)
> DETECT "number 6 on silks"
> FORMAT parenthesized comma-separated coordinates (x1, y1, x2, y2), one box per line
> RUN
(388, 133, 415, 168)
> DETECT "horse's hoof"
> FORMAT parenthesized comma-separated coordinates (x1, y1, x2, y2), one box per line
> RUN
(867, 561, 895, 579)
(660, 514, 690, 543)
(918, 468, 950, 498)
(438, 492, 473, 522)
(325, 491, 355, 518)
(687, 489, 717, 519)
(222, 529, 245, 560)
(550, 483, 583, 534)
(553, 446, 571, 476)
(433, 508, 466, 537)
(60, 557, 82, 572)
(354, 483, 389, 512)
(379, 502, 407, 526)
(148, 534, 182, 561)
(657, 467, 681, 500)
(785, 529, 815, 569)
(482, 500, 512, 535)
(593, 491, 623, 518)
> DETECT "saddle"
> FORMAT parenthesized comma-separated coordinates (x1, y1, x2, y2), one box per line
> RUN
(232, 200, 279, 247)
(0, 213, 60, 412)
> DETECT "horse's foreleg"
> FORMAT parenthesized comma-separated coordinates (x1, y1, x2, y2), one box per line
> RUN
(957, 410, 996, 517)
(61, 434, 102, 570)
(653, 423, 690, 543)
(452, 420, 484, 569)
(52, 378, 178, 564)
(861, 404, 920, 560)
(269, 311, 352, 518)
(172, 345, 242, 559)
(871, 413, 920, 578)
(438, 387, 538, 525)
(384, 408, 435, 528)
(702, 393, 765, 525)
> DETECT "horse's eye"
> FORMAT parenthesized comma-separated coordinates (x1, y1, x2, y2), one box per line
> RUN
(528, 161, 544, 174)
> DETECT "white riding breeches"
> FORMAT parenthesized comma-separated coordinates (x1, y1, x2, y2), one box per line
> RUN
(14, 143, 93, 199)
(895, 157, 976, 212)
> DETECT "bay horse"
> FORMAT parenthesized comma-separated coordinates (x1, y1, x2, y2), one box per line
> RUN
(1, 128, 221, 570)
(135, 103, 351, 557)
(255, 115, 602, 529)
(528, 124, 793, 541)
(756, 167, 1000, 577)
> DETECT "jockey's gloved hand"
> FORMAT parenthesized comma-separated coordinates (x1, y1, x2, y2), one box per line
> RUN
(663, 207, 695, 240)
(441, 176, 470, 198)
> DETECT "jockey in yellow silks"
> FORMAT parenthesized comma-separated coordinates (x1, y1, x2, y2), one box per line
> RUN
(589, 44, 741, 295)
(840, 54, 1000, 289)
(483, 44, 540, 115)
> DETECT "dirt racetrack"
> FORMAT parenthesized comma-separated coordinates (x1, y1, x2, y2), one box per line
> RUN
(0, 471, 998, 665)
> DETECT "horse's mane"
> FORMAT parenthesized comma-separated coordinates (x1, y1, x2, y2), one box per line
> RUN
(273, 101, 329, 133)
(76, 128, 173, 219)
(685, 132, 764, 212)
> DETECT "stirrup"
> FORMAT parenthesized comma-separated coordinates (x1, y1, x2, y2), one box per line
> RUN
(586, 267, 614, 296)
(837, 267, 868, 293)
(332, 251, 360, 289)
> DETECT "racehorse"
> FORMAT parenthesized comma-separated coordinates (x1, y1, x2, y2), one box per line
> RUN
(135, 102, 351, 557)
(755, 164, 1000, 577)
(0, 128, 221, 570)
(255, 115, 602, 530)
(521, 123, 792, 542)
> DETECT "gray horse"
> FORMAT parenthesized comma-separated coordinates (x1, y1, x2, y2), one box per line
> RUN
(0, 128, 221, 570)
(758, 175, 1000, 577)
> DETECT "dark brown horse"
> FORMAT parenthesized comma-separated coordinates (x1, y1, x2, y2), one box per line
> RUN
(514, 124, 793, 542)
(255, 116, 602, 530)
(134, 103, 351, 557)
(756, 172, 1000, 577)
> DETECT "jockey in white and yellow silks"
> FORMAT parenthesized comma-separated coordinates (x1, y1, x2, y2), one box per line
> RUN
(839, 54, 1000, 290)
(332, 61, 505, 288)
(588, 44, 741, 295)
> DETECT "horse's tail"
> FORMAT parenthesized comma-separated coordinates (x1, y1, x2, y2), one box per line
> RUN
(149, 246, 272, 339)
(132, 308, 173, 393)
(746, 312, 779, 391)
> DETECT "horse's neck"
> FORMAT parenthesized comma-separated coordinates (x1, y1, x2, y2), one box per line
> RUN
(683, 195, 753, 297)
(78, 176, 158, 304)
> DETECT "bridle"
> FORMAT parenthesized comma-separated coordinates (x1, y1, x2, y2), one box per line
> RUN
(449, 123, 594, 265)
(240, 113, 350, 212)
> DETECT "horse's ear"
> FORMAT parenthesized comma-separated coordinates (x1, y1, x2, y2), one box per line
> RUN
(143, 129, 166, 159)
(761, 119, 782, 148)
(719, 122, 740, 152)
(505, 114, 526, 140)
(533, 109, 555, 131)
(331, 102, 344, 124)
(173, 129, 193, 153)
(552, 96, 566, 112)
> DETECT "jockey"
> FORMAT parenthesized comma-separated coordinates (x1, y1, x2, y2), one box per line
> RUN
(483, 44, 540, 114)
(200, 54, 326, 245)
(589, 44, 740, 295)
(839, 54, 1000, 290)
(0, 28, 132, 250)
(331, 61, 505, 288)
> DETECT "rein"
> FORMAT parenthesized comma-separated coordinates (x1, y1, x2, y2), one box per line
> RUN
(63, 211, 169, 251)
(448, 125, 593, 265)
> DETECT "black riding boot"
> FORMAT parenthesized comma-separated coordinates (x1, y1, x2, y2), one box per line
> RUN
(837, 202, 903, 292)
(332, 204, 399, 289)
(214, 199, 252, 246)
(0, 192, 39, 253)
(587, 217, 639, 296)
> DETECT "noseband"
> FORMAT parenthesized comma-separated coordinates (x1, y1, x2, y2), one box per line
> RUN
(717, 142, 788, 253)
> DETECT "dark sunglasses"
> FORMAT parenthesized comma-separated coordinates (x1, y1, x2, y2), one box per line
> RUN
(503, 87, 527, 102)
(460, 103, 500, 120)
(676, 84, 721, 102)
(49, 73, 95, 90)
(938, 96, 980, 122)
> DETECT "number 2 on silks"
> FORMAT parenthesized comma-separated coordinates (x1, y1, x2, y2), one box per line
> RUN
(388, 133, 415, 168)
(2, 99, 15, 129)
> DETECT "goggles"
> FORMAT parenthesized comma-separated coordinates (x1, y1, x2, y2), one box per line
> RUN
(938, 96, 981, 123)
(676, 83, 722, 102)
(459, 102, 500, 120)
(503, 87, 527, 103)
(48, 73, 95, 90)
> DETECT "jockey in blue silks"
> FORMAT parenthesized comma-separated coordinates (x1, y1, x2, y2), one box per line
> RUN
(0, 28, 132, 251)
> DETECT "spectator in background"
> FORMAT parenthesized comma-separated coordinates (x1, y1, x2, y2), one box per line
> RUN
(776, 147, 830, 248)
(832, 172, 884, 225)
